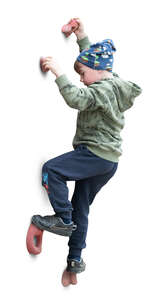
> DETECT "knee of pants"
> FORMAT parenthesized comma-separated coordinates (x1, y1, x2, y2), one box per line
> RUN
(41, 162, 51, 191)
(42, 159, 55, 175)
(41, 159, 59, 191)
(42, 161, 49, 174)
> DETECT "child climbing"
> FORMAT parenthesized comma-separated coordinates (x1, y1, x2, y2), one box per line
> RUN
(27, 18, 142, 286)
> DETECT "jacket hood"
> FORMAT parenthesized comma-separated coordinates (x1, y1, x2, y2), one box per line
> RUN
(112, 73, 142, 112)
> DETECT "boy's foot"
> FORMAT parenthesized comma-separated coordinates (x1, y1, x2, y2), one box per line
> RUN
(66, 258, 86, 273)
(31, 214, 77, 237)
(61, 269, 77, 287)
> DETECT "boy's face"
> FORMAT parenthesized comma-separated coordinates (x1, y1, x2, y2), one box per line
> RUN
(75, 62, 105, 86)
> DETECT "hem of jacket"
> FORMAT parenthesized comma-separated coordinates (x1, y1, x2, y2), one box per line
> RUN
(86, 145, 119, 163)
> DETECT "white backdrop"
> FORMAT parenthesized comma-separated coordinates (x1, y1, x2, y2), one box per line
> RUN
(0, 0, 164, 298)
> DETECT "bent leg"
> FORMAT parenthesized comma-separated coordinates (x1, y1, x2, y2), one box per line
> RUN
(41, 144, 117, 221)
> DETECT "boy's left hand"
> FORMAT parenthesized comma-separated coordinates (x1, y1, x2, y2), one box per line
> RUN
(41, 57, 64, 78)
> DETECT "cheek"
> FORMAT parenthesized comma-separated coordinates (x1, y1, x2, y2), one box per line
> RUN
(84, 73, 94, 84)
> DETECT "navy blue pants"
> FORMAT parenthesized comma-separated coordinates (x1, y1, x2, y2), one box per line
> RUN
(42, 144, 118, 259)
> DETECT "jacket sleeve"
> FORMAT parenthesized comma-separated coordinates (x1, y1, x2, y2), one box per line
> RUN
(76, 36, 92, 52)
(55, 74, 103, 111)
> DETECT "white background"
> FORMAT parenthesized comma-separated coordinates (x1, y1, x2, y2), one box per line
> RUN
(0, 0, 164, 298)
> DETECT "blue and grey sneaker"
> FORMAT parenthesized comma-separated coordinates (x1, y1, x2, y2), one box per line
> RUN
(31, 214, 77, 237)
(66, 258, 86, 273)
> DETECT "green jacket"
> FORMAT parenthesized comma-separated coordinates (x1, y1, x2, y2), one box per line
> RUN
(55, 36, 142, 162)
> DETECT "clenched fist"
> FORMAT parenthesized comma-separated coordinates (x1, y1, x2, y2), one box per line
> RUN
(40, 57, 64, 78)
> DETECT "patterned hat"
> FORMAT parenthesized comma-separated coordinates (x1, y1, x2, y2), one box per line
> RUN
(77, 39, 116, 72)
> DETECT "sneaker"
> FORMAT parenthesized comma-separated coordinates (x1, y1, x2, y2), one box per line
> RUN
(66, 258, 86, 273)
(31, 214, 77, 237)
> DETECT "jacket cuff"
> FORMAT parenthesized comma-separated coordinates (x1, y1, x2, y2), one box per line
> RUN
(76, 36, 91, 49)
(55, 74, 71, 89)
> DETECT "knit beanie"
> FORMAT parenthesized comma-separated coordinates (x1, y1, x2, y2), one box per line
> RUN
(77, 39, 116, 72)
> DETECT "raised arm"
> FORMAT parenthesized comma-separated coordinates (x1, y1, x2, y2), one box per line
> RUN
(70, 18, 92, 52)
(71, 18, 87, 41)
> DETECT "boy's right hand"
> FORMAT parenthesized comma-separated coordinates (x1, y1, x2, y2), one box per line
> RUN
(68, 18, 87, 40)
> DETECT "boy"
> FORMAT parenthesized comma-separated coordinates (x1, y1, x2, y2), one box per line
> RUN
(32, 18, 142, 286)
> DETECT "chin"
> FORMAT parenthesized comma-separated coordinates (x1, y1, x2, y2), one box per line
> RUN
(84, 82, 92, 86)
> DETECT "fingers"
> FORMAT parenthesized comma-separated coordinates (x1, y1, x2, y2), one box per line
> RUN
(41, 57, 53, 66)
(67, 17, 81, 24)
(42, 61, 51, 68)
(73, 17, 81, 25)
(41, 57, 53, 71)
